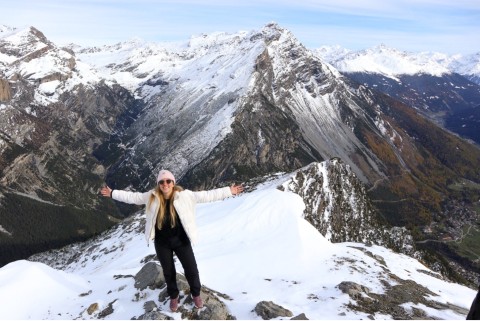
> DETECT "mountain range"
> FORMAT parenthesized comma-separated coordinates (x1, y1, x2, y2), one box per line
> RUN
(0, 21, 479, 302)
(315, 44, 480, 145)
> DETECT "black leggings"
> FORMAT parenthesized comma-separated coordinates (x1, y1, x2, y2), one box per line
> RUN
(154, 236, 201, 298)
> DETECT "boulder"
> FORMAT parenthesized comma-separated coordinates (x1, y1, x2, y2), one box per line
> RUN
(143, 300, 158, 313)
(0, 79, 11, 101)
(98, 299, 117, 318)
(254, 300, 293, 320)
(134, 262, 235, 319)
(291, 313, 309, 320)
(134, 262, 165, 290)
(337, 281, 370, 299)
(136, 311, 173, 320)
(86, 303, 98, 315)
(181, 287, 234, 320)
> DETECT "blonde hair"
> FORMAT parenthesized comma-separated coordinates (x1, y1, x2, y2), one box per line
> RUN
(148, 185, 184, 229)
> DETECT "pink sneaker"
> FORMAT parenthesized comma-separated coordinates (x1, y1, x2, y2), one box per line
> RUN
(193, 295, 203, 309)
(170, 296, 179, 312)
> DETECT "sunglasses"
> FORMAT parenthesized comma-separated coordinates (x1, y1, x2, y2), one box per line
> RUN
(158, 179, 173, 185)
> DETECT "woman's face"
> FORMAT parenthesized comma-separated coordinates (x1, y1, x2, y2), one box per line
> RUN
(158, 179, 174, 198)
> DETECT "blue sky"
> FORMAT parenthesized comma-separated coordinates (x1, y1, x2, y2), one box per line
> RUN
(2, 0, 479, 54)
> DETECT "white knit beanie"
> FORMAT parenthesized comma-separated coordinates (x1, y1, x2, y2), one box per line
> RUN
(156, 169, 176, 184)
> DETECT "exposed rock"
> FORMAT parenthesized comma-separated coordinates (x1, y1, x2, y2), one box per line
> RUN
(337, 281, 371, 299)
(79, 289, 92, 297)
(136, 311, 173, 320)
(137, 300, 173, 320)
(143, 300, 158, 313)
(86, 303, 98, 315)
(134, 261, 165, 290)
(98, 299, 117, 318)
(130, 261, 236, 320)
(348, 246, 387, 266)
(280, 159, 380, 243)
(156, 285, 236, 320)
(0, 79, 11, 101)
(254, 300, 293, 320)
(180, 287, 235, 320)
(157, 273, 190, 303)
(340, 278, 469, 319)
(291, 312, 309, 320)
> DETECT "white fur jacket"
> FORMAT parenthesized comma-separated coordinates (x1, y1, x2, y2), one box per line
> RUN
(112, 187, 232, 245)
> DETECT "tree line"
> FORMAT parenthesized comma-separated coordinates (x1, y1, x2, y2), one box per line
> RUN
(0, 190, 115, 267)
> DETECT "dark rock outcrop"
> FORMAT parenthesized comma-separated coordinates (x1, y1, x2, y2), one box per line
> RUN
(134, 261, 165, 290)
(133, 262, 235, 320)
(337, 278, 469, 319)
(254, 300, 293, 320)
(279, 160, 416, 255)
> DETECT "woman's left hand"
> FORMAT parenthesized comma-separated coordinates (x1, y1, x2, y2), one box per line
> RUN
(100, 185, 113, 198)
(230, 183, 244, 195)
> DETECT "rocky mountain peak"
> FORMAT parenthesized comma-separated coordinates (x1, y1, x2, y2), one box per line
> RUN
(0, 26, 54, 61)
(259, 21, 285, 41)
(27, 26, 50, 43)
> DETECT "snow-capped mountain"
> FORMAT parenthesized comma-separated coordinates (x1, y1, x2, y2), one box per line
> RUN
(80, 28, 273, 188)
(1, 171, 474, 320)
(315, 44, 480, 145)
(1, 22, 480, 293)
(315, 44, 480, 83)
(0, 25, 140, 265)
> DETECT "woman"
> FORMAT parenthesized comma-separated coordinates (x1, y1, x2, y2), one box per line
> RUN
(100, 169, 244, 312)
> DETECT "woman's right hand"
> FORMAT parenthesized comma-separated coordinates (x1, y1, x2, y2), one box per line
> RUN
(230, 183, 244, 195)
(100, 185, 112, 198)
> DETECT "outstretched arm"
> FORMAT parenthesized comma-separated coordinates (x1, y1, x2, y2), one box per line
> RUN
(192, 183, 244, 203)
(99, 185, 150, 205)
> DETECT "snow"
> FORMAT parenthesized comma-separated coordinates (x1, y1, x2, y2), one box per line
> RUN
(1, 26, 47, 56)
(0, 225, 12, 236)
(38, 80, 60, 95)
(333, 45, 449, 78)
(316, 44, 480, 81)
(74, 30, 263, 102)
(0, 182, 476, 320)
(0, 260, 89, 320)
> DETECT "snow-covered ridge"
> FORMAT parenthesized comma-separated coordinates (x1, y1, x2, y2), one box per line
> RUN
(315, 44, 480, 80)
